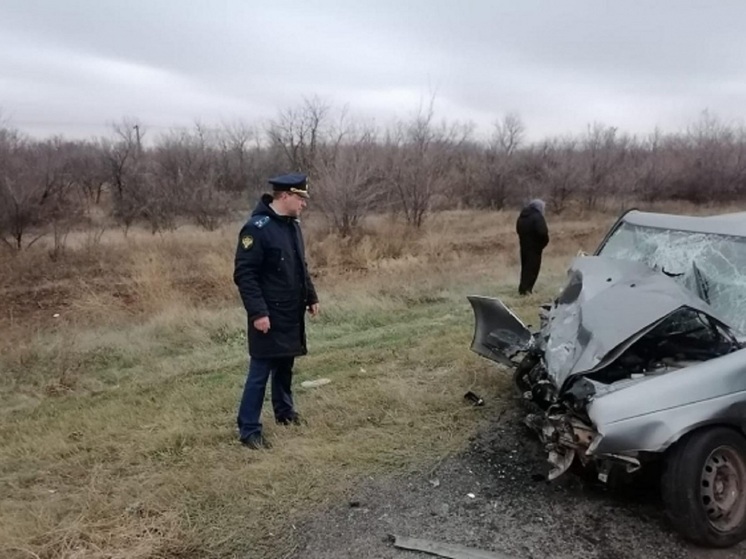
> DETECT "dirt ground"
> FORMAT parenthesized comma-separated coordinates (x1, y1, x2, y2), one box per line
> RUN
(292, 402, 746, 559)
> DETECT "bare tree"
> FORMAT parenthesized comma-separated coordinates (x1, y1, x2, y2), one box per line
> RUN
(733, 126, 746, 198)
(9, 103, 746, 247)
(0, 132, 76, 251)
(626, 128, 672, 202)
(0, 128, 32, 250)
(61, 140, 109, 206)
(480, 113, 526, 209)
(675, 110, 738, 203)
(314, 123, 385, 236)
(533, 138, 581, 214)
(493, 112, 525, 157)
(101, 118, 147, 231)
(216, 121, 263, 192)
(580, 123, 627, 210)
(386, 99, 473, 227)
(267, 96, 331, 173)
(102, 118, 142, 198)
(451, 142, 484, 208)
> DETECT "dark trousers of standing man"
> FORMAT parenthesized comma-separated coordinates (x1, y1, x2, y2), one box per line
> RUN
(519, 246, 543, 295)
(237, 357, 295, 441)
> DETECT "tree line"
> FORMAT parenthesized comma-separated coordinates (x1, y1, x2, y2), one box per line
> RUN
(2, 100, 745, 252)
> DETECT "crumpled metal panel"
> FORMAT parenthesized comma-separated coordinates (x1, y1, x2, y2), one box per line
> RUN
(587, 347, 746, 454)
(541, 256, 729, 387)
(467, 295, 532, 367)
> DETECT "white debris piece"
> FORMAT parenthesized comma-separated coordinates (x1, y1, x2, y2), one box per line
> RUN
(300, 378, 331, 388)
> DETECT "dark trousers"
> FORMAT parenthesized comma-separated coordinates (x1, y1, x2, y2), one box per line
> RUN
(519, 247, 543, 295)
(237, 356, 295, 440)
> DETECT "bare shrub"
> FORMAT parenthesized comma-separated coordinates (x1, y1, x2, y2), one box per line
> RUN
(534, 138, 582, 214)
(385, 99, 474, 227)
(101, 118, 148, 232)
(216, 121, 266, 193)
(314, 124, 386, 236)
(579, 123, 629, 211)
(0, 132, 79, 252)
(479, 113, 526, 210)
(5, 104, 746, 250)
(267, 96, 332, 173)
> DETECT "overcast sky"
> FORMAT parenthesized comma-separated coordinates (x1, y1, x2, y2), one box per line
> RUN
(2, 0, 746, 142)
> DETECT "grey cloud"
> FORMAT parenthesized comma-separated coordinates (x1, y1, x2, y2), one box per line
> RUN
(2, 0, 746, 140)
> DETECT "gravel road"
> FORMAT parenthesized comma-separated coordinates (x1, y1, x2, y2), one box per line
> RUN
(292, 403, 746, 559)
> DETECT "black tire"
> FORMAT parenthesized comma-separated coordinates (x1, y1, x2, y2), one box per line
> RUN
(662, 427, 746, 548)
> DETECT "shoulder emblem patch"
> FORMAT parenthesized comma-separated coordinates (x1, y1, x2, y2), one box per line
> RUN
(253, 216, 270, 229)
(241, 235, 254, 250)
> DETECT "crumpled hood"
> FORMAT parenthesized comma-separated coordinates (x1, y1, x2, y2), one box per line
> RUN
(542, 256, 732, 388)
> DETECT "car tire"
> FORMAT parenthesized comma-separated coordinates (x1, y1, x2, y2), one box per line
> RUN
(662, 427, 746, 548)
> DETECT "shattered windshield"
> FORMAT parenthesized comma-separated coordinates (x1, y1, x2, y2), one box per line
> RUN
(598, 222, 746, 335)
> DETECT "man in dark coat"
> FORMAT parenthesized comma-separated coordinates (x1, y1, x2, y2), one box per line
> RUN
(234, 173, 319, 449)
(516, 199, 549, 295)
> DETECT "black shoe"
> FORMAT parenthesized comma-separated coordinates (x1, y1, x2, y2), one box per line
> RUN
(240, 434, 271, 449)
(276, 412, 303, 426)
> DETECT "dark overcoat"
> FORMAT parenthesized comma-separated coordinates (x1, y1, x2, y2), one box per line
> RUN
(234, 195, 318, 358)
(516, 205, 549, 294)
(516, 206, 549, 253)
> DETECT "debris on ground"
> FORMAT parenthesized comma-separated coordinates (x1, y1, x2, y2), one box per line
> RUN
(300, 378, 331, 388)
(463, 391, 484, 406)
(391, 534, 515, 559)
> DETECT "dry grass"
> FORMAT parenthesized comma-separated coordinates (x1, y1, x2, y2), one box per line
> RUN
(0, 202, 726, 558)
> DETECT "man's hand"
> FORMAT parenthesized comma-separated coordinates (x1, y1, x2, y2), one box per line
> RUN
(308, 303, 320, 317)
(253, 316, 271, 333)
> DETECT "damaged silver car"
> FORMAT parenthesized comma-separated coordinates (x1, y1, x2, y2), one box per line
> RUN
(469, 209, 746, 548)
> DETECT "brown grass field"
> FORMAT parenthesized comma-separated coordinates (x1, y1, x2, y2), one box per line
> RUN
(0, 201, 733, 559)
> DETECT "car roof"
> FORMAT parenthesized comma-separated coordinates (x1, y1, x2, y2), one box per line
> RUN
(621, 209, 746, 238)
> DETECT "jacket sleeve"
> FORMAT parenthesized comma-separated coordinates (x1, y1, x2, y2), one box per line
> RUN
(536, 214, 549, 249)
(298, 227, 318, 306)
(305, 264, 319, 307)
(234, 224, 268, 321)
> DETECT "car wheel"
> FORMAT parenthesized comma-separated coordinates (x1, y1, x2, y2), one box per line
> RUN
(662, 427, 746, 547)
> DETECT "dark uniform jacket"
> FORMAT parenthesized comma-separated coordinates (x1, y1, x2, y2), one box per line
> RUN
(234, 195, 318, 358)
(516, 206, 549, 252)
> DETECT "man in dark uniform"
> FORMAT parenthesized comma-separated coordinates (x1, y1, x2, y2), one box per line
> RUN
(516, 199, 549, 295)
(234, 173, 319, 449)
